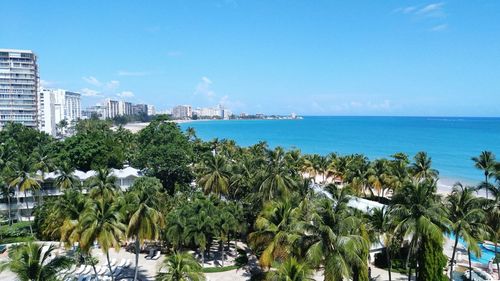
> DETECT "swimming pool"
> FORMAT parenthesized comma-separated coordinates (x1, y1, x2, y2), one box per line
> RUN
(448, 233, 498, 265)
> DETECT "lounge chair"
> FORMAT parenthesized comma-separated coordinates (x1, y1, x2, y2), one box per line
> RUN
(116, 259, 126, 267)
(145, 249, 155, 259)
(77, 275, 89, 281)
(151, 250, 161, 260)
(113, 266, 123, 276)
(74, 265, 87, 275)
(81, 266, 92, 275)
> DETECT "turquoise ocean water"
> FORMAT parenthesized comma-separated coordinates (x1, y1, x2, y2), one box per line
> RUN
(180, 116, 500, 184)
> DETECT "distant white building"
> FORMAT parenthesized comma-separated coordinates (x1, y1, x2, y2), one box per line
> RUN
(172, 105, 192, 119)
(193, 107, 220, 118)
(38, 88, 81, 136)
(105, 98, 120, 118)
(118, 101, 133, 116)
(219, 105, 232, 120)
(147, 104, 156, 116)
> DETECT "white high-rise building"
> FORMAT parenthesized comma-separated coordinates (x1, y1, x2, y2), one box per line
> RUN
(38, 88, 81, 136)
(0, 49, 39, 128)
(65, 91, 81, 121)
(147, 104, 156, 116)
(118, 101, 133, 116)
(172, 105, 192, 119)
(105, 99, 120, 119)
(193, 107, 220, 118)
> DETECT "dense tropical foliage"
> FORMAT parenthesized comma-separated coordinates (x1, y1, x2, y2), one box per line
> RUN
(0, 120, 499, 281)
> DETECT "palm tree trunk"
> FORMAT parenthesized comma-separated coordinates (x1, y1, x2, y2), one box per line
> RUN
(201, 247, 205, 268)
(134, 239, 140, 281)
(92, 262, 99, 281)
(106, 251, 115, 281)
(23, 190, 33, 235)
(449, 233, 460, 281)
(468, 249, 472, 281)
(485, 174, 489, 199)
(495, 240, 499, 280)
(7, 194, 11, 227)
(406, 244, 412, 281)
(386, 249, 392, 281)
(221, 240, 225, 267)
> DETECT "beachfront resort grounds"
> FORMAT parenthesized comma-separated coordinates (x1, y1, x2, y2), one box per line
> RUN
(0, 240, 415, 281)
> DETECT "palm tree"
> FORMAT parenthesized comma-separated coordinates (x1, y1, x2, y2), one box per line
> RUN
(303, 154, 329, 184)
(0, 181, 14, 226)
(485, 183, 500, 276)
(248, 200, 300, 269)
(472, 151, 496, 199)
(445, 183, 486, 281)
(258, 147, 297, 202)
(86, 168, 120, 200)
(390, 179, 449, 280)
(183, 208, 215, 267)
(58, 189, 88, 245)
(197, 154, 231, 197)
(220, 208, 238, 267)
(79, 198, 126, 281)
(367, 159, 393, 198)
(410, 152, 439, 181)
(165, 213, 187, 250)
(299, 188, 369, 281)
(126, 177, 165, 281)
(185, 127, 197, 141)
(32, 145, 54, 202)
(54, 161, 79, 190)
(156, 251, 205, 281)
(267, 257, 314, 281)
(0, 242, 73, 281)
(8, 156, 42, 235)
(367, 206, 394, 281)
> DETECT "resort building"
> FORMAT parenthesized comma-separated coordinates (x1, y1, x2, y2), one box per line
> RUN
(0, 49, 39, 129)
(172, 105, 192, 119)
(38, 88, 81, 136)
(82, 104, 107, 120)
(132, 103, 148, 115)
(193, 107, 221, 118)
(105, 98, 120, 119)
(147, 104, 156, 116)
(0, 166, 142, 222)
(118, 101, 133, 116)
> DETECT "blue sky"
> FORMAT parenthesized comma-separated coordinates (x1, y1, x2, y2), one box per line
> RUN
(1, 1, 499, 116)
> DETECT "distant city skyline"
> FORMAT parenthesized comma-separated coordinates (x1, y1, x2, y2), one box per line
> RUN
(1, 1, 500, 116)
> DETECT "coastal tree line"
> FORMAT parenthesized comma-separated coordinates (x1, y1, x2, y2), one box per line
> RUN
(0, 118, 499, 281)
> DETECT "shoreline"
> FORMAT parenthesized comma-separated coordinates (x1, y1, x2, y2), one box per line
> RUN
(119, 122, 484, 191)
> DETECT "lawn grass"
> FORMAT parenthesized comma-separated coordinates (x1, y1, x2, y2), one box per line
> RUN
(202, 265, 239, 273)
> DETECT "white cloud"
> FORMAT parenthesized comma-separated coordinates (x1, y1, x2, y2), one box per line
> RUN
(396, 2, 445, 17)
(117, 91, 135, 98)
(106, 80, 120, 90)
(417, 2, 445, 16)
(395, 3, 447, 31)
(430, 24, 448, 31)
(80, 88, 102, 97)
(82, 76, 102, 86)
(117, 70, 148, 76)
(202, 77, 212, 84)
(194, 76, 215, 99)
